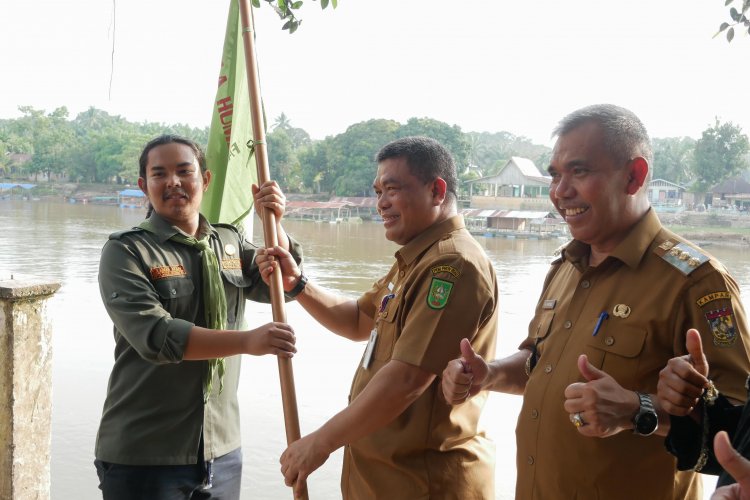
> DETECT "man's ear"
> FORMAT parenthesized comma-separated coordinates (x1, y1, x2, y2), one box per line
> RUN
(203, 170, 212, 191)
(138, 177, 147, 195)
(626, 157, 648, 195)
(432, 177, 447, 205)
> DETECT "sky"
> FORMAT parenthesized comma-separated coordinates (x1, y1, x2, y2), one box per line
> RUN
(2, 0, 749, 147)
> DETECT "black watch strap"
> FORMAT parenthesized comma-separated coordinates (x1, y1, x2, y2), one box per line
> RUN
(285, 272, 308, 298)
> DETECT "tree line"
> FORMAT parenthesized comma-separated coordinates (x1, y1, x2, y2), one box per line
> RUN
(1, 106, 748, 197)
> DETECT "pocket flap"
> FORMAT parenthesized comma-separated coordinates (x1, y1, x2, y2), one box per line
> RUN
(154, 277, 194, 299)
(588, 326, 647, 358)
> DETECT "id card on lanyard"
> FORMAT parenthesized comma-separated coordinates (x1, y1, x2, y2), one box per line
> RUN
(362, 328, 378, 369)
(363, 285, 396, 369)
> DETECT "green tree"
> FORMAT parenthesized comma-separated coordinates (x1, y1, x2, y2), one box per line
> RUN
(328, 119, 400, 196)
(651, 137, 696, 185)
(0, 120, 33, 177)
(16, 106, 76, 181)
(273, 112, 292, 130)
(692, 120, 750, 190)
(298, 139, 334, 194)
(267, 127, 303, 190)
(396, 118, 471, 171)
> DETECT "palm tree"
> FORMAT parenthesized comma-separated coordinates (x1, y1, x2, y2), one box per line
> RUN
(273, 112, 292, 131)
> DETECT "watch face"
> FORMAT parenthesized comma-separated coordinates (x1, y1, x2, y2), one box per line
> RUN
(636, 411, 658, 435)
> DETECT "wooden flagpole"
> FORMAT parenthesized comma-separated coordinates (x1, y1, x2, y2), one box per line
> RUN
(237, 1, 308, 498)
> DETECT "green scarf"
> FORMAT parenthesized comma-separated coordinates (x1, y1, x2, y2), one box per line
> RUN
(139, 219, 227, 403)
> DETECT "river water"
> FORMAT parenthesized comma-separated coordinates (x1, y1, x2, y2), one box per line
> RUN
(1, 199, 749, 499)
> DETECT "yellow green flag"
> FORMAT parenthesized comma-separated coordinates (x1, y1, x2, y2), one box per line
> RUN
(202, 0, 258, 225)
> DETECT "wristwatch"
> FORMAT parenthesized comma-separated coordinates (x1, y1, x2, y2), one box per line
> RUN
(632, 392, 658, 436)
(285, 272, 308, 298)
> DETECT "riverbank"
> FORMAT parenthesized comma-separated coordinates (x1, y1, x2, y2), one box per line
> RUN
(4, 182, 750, 248)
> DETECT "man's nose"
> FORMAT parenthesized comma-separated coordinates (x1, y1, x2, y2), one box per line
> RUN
(553, 176, 573, 198)
(166, 172, 181, 188)
(376, 194, 389, 211)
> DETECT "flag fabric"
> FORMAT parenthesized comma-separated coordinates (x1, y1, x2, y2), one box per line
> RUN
(202, 0, 259, 226)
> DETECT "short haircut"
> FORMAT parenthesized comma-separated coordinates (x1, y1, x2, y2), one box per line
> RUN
(552, 104, 653, 168)
(375, 136, 458, 204)
(138, 134, 206, 179)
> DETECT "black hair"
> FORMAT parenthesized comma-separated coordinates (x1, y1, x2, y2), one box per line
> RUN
(375, 136, 458, 204)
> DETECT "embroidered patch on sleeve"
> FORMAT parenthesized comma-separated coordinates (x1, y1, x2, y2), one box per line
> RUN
(431, 265, 460, 278)
(150, 265, 187, 280)
(427, 278, 454, 310)
(222, 258, 242, 270)
(696, 291, 732, 307)
(706, 307, 738, 347)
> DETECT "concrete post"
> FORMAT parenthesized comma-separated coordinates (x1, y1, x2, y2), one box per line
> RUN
(0, 276, 60, 500)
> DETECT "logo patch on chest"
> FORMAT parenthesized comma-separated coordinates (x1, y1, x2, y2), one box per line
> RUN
(427, 278, 453, 310)
(150, 265, 187, 280)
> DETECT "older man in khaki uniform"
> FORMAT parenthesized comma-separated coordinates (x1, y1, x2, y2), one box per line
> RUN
(442, 104, 750, 500)
(260, 136, 498, 499)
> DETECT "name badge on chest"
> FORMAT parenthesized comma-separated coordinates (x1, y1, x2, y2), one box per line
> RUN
(362, 328, 378, 369)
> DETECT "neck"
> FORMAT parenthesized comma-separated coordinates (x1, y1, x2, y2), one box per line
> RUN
(158, 214, 201, 238)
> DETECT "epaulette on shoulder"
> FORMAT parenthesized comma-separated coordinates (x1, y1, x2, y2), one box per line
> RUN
(108, 227, 144, 240)
(212, 222, 242, 239)
(551, 240, 571, 263)
(654, 239, 710, 276)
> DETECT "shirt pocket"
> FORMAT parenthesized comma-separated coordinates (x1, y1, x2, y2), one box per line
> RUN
(526, 310, 554, 373)
(221, 269, 253, 325)
(153, 277, 195, 318)
(375, 295, 402, 361)
(586, 326, 647, 382)
(154, 276, 195, 300)
(534, 311, 555, 341)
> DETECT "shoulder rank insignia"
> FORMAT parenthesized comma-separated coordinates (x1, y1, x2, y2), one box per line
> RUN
(706, 306, 738, 347)
(427, 278, 453, 310)
(553, 241, 570, 257)
(658, 240, 675, 251)
(659, 242, 709, 276)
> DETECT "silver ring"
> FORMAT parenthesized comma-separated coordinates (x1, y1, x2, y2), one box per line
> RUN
(570, 412, 585, 428)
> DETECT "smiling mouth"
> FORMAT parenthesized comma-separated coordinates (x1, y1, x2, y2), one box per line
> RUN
(563, 207, 588, 217)
(381, 214, 399, 225)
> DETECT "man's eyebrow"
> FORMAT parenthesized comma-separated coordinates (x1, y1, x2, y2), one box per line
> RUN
(548, 159, 586, 174)
(377, 175, 399, 187)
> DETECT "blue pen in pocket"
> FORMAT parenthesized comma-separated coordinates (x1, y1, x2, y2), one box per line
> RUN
(592, 311, 609, 336)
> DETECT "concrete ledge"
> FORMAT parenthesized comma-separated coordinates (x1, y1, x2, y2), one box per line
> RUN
(0, 275, 60, 301)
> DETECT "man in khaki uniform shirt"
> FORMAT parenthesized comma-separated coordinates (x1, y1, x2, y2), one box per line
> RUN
(260, 136, 498, 499)
(442, 104, 750, 499)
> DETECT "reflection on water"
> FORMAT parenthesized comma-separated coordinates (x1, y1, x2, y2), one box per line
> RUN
(1, 199, 749, 499)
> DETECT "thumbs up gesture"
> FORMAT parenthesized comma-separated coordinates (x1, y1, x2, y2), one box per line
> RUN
(657, 328, 710, 417)
(563, 354, 640, 437)
(441, 338, 490, 405)
(711, 431, 750, 500)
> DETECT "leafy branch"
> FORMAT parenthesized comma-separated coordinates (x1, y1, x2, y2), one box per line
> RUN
(716, 0, 750, 42)
(252, 0, 338, 34)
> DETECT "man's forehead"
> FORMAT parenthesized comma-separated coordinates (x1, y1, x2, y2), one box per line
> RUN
(147, 149, 198, 167)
